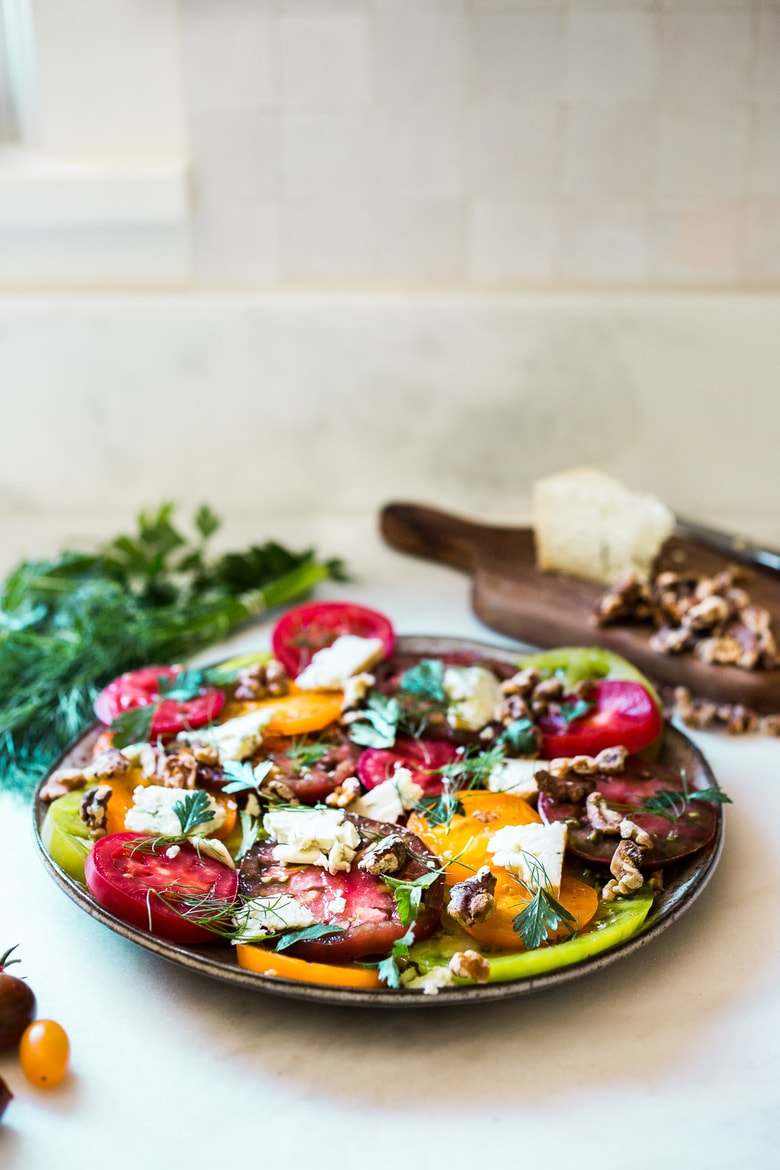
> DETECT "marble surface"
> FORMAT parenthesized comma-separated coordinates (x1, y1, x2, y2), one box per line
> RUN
(0, 510, 778, 1170)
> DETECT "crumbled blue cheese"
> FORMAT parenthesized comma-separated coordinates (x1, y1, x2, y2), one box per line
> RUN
(350, 765, 423, 824)
(487, 758, 550, 799)
(295, 635, 384, 690)
(264, 807, 360, 874)
(124, 785, 226, 837)
(178, 707, 272, 762)
(234, 894, 317, 940)
(487, 821, 568, 897)
(443, 665, 502, 731)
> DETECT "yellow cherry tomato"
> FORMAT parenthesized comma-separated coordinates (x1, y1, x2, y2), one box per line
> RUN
(19, 1019, 70, 1088)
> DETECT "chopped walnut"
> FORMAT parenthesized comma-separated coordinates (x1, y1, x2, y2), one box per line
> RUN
(190, 741, 221, 766)
(325, 776, 362, 808)
(495, 693, 533, 724)
(619, 817, 653, 849)
(448, 867, 497, 927)
(693, 635, 744, 667)
(594, 573, 659, 627)
(358, 833, 409, 876)
(585, 792, 623, 834)
(140, 744, 198, 788)
(234, 659, 290, 702)
(648, 869, 664, 893)
(79, 785, 112, 838)
(449, 949, 491, 984)
(88, 749, 131, 780)
(648, 625, 695, 655)
(500, 667, 540, 697)
(722, 704, 759, 735)
(682, 595, 732, 631)
(602, 839, 646, 901)
(39, 767, 88, 802)
(548, 744, 627, 780)
(760, 714, 780, 736)
(670, 686, 718, 730)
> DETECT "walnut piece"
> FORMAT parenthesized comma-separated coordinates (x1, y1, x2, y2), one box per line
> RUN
(602, 839, 646, 901)
(449, 950, 491, 984)
(234, 659, 290, 702)
(79, 785, 112, 838)
(448, 867, 497, 927)
(358, 833, 409, 876)
(585, 791, 623, 834)
(325, 776, 362, 808)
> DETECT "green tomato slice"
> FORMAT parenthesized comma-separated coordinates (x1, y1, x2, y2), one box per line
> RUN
(409, 889, 654, 986)
(40, 789, 92, 883)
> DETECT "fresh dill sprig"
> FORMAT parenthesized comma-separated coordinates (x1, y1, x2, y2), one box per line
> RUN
(362, 869, 442, 988)
(0, 502, 346, 796)
(284, 738, 331, 769)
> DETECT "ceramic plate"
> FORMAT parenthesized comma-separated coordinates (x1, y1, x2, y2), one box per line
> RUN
(33, 636, 725, 1008)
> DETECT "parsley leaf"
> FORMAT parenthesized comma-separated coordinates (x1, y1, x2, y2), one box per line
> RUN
(272, 924, 345, 953)
(222, 759, 274, 794)
(399, 658, 446, 703)
(500, 718, 538, 754)
(109, 705, 156, 748)
(173, 790, 216, 835)
(558, 697, 594, 724)
(156, 669, 206, 703)
(347, 695, 401, 749)
(513, 886, 577, 951)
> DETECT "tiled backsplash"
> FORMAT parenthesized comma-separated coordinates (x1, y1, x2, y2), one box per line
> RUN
(182, 0, 780, 290)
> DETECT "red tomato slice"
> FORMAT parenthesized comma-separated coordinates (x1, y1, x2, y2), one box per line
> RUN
(94, 666, 225, 737)
(537, 679, 662, 758)
(84, 832, 238, 945)
(357, 737, 458, 796)
(271, 602, 395, 676)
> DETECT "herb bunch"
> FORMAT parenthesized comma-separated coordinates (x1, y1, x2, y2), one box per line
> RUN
(0, 503, 345, 795)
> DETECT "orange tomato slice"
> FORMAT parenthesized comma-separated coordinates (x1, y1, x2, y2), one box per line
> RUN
(464, 872, 599, 950)
(407, 790, 541, 885)
(235, 943, 383, 989)
(223, 687, 344, 738)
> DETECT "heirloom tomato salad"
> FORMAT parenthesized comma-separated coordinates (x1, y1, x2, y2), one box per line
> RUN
(38, 602, 728, 995)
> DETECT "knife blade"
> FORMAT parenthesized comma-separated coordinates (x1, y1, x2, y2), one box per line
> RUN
(674, 516, 780, 574)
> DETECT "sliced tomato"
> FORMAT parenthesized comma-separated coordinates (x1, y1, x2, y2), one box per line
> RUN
(539, 761, 719, 867)
(357, 737, 458, 796)
(235, 944, 382, 988)
(94, 666, 225, 738)
(259, 729, 362, 804)
(84, 832, 238, 945)
(537, 679, 662, 758)
(238, 815, 443, 963)
(271, 601, 395, 676)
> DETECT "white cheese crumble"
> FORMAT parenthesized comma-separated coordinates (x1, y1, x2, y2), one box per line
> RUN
(295, 635, 384, 690)
(487, 821, 568, 897)
(350, 765, 423, 824)
(263, 807, 361, 874)
(443, 665, 502, 731)
(124, 785, 226, 837)
(487, 758, 550, 799)
(326, 894, 347, 916)
(234, 894, 317, 940)
(178, 707, 272, 762)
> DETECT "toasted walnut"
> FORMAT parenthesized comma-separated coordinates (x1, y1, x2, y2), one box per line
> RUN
(694, 636, 744, 667)
(495, 694, 533, 724)
(448, 867, 497, 927)
(760, 713, 780, 736)
(535, 769, 595, 805)
(358, 833, 409, 876)
(548, 744, 628, 780)
(532, 677, 565, 702)
(594, 745, 629, 773)
(500, 667, 540, 697)
(234, 659, 290, 701)
(449, 949, 491, 984)
(325, 776, 362, 808)
(140, 744, 198, 788)
(648, 625, 695, 656)
(88, 748, 131, 780)
(722, 704, 759, 735)
(671, 686, 717, 730)
(602, 839, 646, 901)
(79, 785, 112, 838)
(682, 595, 732, 631)
(585, 792, 623, 834)
(619, 817, 653, 849)
(39, 768, 87, 802)
(190, 741, 221, 766)
(648, 869, 664, 893)
(258, 774, 298, 805)
(594, 573, 659, 627)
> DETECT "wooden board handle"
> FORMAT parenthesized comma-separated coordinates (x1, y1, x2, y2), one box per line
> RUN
(380, 501, 512, 574)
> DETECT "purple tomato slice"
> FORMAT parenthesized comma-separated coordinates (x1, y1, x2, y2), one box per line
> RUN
(84, 832, 239, 945)
(238, 815, 443, 963)
(357, 737, 459, 796)
(94, 665, 225, 737)
(258, 729, 363, 805)
(271, 602, 395, 677)
(537, 679, 662, 758)
(538, 761, 718, 867)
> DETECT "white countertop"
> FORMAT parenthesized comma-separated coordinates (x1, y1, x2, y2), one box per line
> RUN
(1, 512, 779, 1170)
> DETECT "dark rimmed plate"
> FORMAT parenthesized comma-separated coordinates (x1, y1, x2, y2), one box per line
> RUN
(33, 636, 725, 1008)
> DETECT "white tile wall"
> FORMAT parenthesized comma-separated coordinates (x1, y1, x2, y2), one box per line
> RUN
(180, 0, 780, 290)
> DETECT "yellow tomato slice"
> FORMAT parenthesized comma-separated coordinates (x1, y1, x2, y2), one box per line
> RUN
(223, 686, 344, 738)
(235, 943, 382, 989)
(464, 872, 599, 950)
(407, 790, 541, 885)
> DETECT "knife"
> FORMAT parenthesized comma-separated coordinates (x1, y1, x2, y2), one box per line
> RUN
(674, 516, 780, 574)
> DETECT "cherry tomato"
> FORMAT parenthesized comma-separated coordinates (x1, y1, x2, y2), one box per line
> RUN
(84, 832, 239, 945)
(93, 665, 225, 738)
(537, 679, 662, 758)
(0, 1075, 12, 1119)
(19, 1019, 70, 1088)
(0, 970, 36, 1050)
(271, 602, 395, 676)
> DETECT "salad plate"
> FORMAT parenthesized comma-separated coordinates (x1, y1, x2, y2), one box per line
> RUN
(32, 634, 725, 1008)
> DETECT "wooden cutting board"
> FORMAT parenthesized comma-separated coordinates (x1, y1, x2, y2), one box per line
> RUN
(379, 501, 780, 713)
